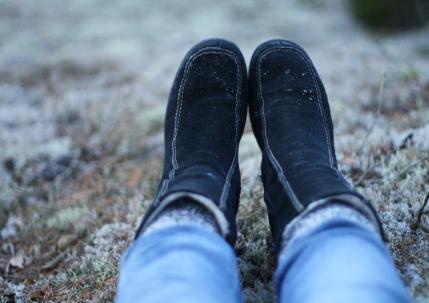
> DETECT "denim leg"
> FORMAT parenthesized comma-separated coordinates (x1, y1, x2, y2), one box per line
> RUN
(275, 219, 411, 303)
(115, 224, 242, 303)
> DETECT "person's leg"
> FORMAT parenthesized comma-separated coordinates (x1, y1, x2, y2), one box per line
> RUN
(116, 224, 242, 303)
(275, 199, 411, 303)
(116, 39, 248, 302)
(248, 39, 410, 303)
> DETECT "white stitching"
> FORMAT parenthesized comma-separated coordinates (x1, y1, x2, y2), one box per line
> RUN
(173, 47, 218, 173)
(259, 47, 334, 166)
(219, 53, 241, 210)
(257, 47, 336, 211)
(171, 46, 241, 207)
(306, 58, 335, 166)
(153, 179, 170, 207)
(257, 48, 302, 211)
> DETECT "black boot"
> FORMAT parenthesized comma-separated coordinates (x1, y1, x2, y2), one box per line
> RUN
(136, 39, 248, 245)
(249, 40, 381, 250)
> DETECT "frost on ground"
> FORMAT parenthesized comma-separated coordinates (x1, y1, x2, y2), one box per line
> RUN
(0, 0, 428, 302)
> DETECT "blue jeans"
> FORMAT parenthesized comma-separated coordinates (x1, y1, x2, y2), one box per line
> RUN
(116, 219, 411, 303)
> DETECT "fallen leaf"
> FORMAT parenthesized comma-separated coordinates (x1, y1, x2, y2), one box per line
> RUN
(9, 255, 24, 269)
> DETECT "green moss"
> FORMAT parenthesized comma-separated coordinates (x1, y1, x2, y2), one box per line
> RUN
(46, 206, 91, 232)
(400, 69, 421, 82)
(90, 258, 117, 283)
(350, 0, 429, 30)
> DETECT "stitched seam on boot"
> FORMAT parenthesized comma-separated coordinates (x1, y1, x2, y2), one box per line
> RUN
(171, 47, 241, 209)
(153, 179, 170, 207)
(259, 47, 334, 165)
(257, 49, 303, 211)
(220, 57, 241, 210)
(257, 47, 336, 211)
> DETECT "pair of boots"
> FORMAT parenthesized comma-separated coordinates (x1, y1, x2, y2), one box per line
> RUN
(136, 39, 382, 252)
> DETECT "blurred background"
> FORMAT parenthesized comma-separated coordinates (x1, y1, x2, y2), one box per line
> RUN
(0, 0, 428, 302)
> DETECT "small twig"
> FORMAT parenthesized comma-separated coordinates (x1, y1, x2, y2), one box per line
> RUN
(355, 75, 385, 185)
(357, 74, 385, 155)
(396, 153, 429, 180)
(356, 147, 372, 185)
(41, 250, 68, 271)
(411, 192, 429, 231)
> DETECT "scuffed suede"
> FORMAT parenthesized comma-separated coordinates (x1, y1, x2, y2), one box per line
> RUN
(136, 39, 248, 245)
(248, 39, 379, 250)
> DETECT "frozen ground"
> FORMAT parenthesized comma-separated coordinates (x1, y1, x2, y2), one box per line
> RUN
(0, 0, 428, 302)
